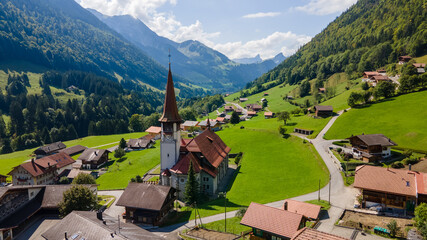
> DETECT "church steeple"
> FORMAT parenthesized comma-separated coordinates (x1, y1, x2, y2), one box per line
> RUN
(159, 64, 182, 123)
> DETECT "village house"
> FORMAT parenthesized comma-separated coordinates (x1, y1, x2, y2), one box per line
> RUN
(234, 108, 243, 115)
(362, 71, 379, 79)
(398, 55, 412, 64)
(313, 105, 333, 118)
(66, 168, 93, 182)
(291, 227, 349, 240)
(293, 128, 314, 136)
(33, 141, 67, 158)
(0, 174, 7, 185)
(369, 75, 391, 86)
(127, 135, 155, 150)
(116, 183, 176, 226)
(263, 92, 269, 96)
(283, 199, 321, 221)
(354, 165, 427, 214)
(224, 114, 232, 122)
(240, 202, 306, 240)
(58, 145, 87, 157)
(0, 185, 97, 239)
(198, 119, 220, 131)
(224, 105, 234, 112)
(347, 134, 396, 162)
(158, 66, 230, 199)
(181, 121, 199, 131)
(247, 111, 257, 117)
(413, 63, 426, 74)
(216, 117, 226, 124)
(264, 112, 274, 119)
(41, 211, 162, 240)
(239, 98, 248, 102)
(246, 104, 262, 112)
(318, 87, 326, 93)
(78, 148, 109, 169)
(9, 152, 75, 186)
(145, 126, 162, 140)
(377, 69, 386, 75)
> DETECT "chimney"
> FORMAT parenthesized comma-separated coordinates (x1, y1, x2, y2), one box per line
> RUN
(65, 232, 68, 240)
(97, 210, 103, 220)
(409, 164, 412, 171)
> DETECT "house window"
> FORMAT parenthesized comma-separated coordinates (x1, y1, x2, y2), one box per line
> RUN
(271, 236, 281, 240)
(180, 178, 185, 183)
(254, 229, 263, 237)
(206, 185, 209, 190)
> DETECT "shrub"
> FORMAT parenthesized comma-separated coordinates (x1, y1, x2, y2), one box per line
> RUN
(337, 148, 342, 153)
(403, 157, 419, 165)
(391, 162, 404, 169)
(403, 149, 413, 157)
(387, 219, 400, 237)
(278, 126, 287, 136)
(236, 207, 248, 218)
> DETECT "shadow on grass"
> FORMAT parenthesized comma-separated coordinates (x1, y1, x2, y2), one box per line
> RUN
(116, 157, 128, 163)
(286, 122, 297, 126)
(353, 97, 397, 109)
(103, 160, 116, 168)
(225, 165, 241, 192)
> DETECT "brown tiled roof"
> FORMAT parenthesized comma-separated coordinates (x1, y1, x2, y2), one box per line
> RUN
(116, 183, 174, 211)
(241, 202, 303, 239)
(416, 173, 427, 195)
(34, 141, 66, 155)
(59, 145, 87, 156)
(247, 111, 257, 115)
(264, 112, 274, 117)
(170, 152, 217, 177)
(161, 168, 171, 176)
(18, 153, 75, 177)
(413, 63, 426, 68)
(216, 117, 225, 122)
(371, 75, 390, 81)
(145, 126, 162, 134)
(349, 134, 397, 147)
(292, 227, 349, 240)
(42, 211, 162, 240)
(127, 136, 153, 149)
(159, 66, 182, 123)
(363, 71, 379, 76)
(67, 169, 92, 179)
(283, 199, 321, 219)
(314, 105, 333, 111)
(225, 106, 234, 110)
(182, 121, 199, 127)
(78, 148, 109, 162)
(42, 185, 74, 208)
(354, 165, 422, 197)
(399, 55, 412, 60)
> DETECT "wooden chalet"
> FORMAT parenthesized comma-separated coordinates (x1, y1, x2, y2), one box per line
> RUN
(116, 183, 176, 226)
(78, 148, 109, 169)
(239, 98, 248, 102)
(264, 112, 274, 119)
(127, 135, 154, 150)
(0, 174, 7, 185)
(198, 119, 220, 131)
(318, 87, 326, 93)
(145, 126, 162, 139)
(293, 128, 313, 135)
(362, 71, 379, 79)
(182, 121, 199, 131)
(247, 111, 257, 117)
(354, 165, 427, 214)
(234, 108, 243, 115)
(241, 202, 306, 240)
(413, 63, 426, 74)
(369, 75, 391, 86)
(33, 142, 66, 158)
(246, 104, 262, 112)
(224, 105, 234, 112)
(59, 145, 87, 156)
(398, 55, 412, 64)
(347, 134, 396, 162)
(283, 199, 321, 220)
(313, 105, 333, 118)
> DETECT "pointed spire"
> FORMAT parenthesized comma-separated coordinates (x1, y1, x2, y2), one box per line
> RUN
(207, 118, 211, 131)
(159, 62, 182, 123)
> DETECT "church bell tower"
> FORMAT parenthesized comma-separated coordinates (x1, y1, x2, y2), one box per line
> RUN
(159, 64, 182, 184)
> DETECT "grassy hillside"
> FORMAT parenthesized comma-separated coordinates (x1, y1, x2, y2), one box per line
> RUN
(0, 132, 146, 178)
(325, 91, 427, 151)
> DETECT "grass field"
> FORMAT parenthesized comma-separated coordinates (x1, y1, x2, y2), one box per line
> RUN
(96, 143, 160, 190)
(167, 113, 330, 223)
(325, 91, 427, 151)
(202, 217, 250, 235)
(0, 132, 147, 178)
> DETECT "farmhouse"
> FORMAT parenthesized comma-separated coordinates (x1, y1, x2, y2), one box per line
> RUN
(293, 128, 313, 135)
(234, 108, 243, 115)
(216, 117, 226, 123)
(127, 135, 154, 150)
(291, 227, 349, 240)
(413, 63, 426, 74)
(354, 165, 427, 214)
(33, 141, 66, 158)
(116, 183, 176, 226)
(347, 134, 396, 162)
(182, 121, 199, 131)
(362, 71, 379, 79)
(41, 211, 162, 240)
(313, 105, 333, 117)
(264, 112, 274, 119)
(239, 98, 248, 102)
(318, 87, 326, 93)
(0, 185, 97, 239)
(0, 174, 7, 185)
(158, 66, 230, 199)
(247, 111, 257, 117)
(369, 75, 391, 86)
(78, 148, 109, 169)
(59, 145, 87, 156)
(145, 126, 162, 139)
(224, 105, 234, 112)
(283, 199, 321, 220)
(9, 152, 75, 185)
(241, 202, 306, 240)
(246, 104, 262, 111)
(398, 55, 412, 64)
(198, 119, 220, 131)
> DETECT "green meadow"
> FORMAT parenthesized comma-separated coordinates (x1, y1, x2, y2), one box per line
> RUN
(325, 91, 427, 151)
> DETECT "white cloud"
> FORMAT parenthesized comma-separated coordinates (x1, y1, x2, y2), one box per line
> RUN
(213, 31, 311, 60)
(294, 0, 357, 16)
(242, 12, 281, 19)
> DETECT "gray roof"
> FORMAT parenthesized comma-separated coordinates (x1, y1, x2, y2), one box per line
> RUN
(127, 137, 153, 149)
(116, 183, 173, 211)
(59, 145, 87, 156)
(42, 211, 162, 240)
(182, 121, 199, 127)
(314, 105, 333, 111)
(198, 120, 217, 127)
(34, 142, 66, 155)
(350, 134, 397, 147)
(78, 148, 109, 162)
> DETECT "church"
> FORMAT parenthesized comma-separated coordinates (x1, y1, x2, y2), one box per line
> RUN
(159, 65, 230, 199)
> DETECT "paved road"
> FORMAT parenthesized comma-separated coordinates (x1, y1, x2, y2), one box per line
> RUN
(226, 101, 248, 118)
(99, 190, 126, 222)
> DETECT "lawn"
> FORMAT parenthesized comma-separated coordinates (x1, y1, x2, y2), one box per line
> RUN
(202, 217, 250, 235)
(0, 132, 147, 178)
(325, 91, 427, 151)
(96, 143, 160, 190)
(306, 199, 331, 210)
(168, 114, 330, 222)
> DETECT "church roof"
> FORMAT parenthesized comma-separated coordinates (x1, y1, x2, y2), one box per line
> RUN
(159, 65, 182, 123)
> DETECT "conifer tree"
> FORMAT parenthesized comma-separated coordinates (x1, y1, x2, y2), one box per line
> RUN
(119, 138, 127, 149)
(184, 160, 199, 205)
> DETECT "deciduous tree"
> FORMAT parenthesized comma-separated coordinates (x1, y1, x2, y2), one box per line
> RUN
(58, 185, 97, 217)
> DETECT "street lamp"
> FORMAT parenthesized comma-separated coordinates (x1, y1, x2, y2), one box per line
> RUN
(219, 191, 227, 232)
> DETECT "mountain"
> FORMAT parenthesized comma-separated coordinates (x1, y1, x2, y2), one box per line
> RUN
(271, 53, 286, 64)
(247, 0, 427, 90)
(0, 0, 202, 95)
(89, 10, 281, 92)
(233, 54, 263, 64)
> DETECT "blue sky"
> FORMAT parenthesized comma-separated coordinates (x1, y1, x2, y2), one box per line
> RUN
(76, 0, 357, 59)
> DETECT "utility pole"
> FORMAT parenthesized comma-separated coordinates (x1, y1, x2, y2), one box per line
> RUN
(318, 179, 320, 201)
(220, 192, 227, 232)
(328, 174, 331, 204)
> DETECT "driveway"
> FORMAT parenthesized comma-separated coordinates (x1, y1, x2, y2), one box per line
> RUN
(226, 101, 248, 118)
(98, 190, 125, 222)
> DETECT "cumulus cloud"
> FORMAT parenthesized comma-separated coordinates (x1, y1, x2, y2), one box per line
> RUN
(214, 31, 311, 60)
(242, 12, 281, 19)
(294, 0, 357, 16)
